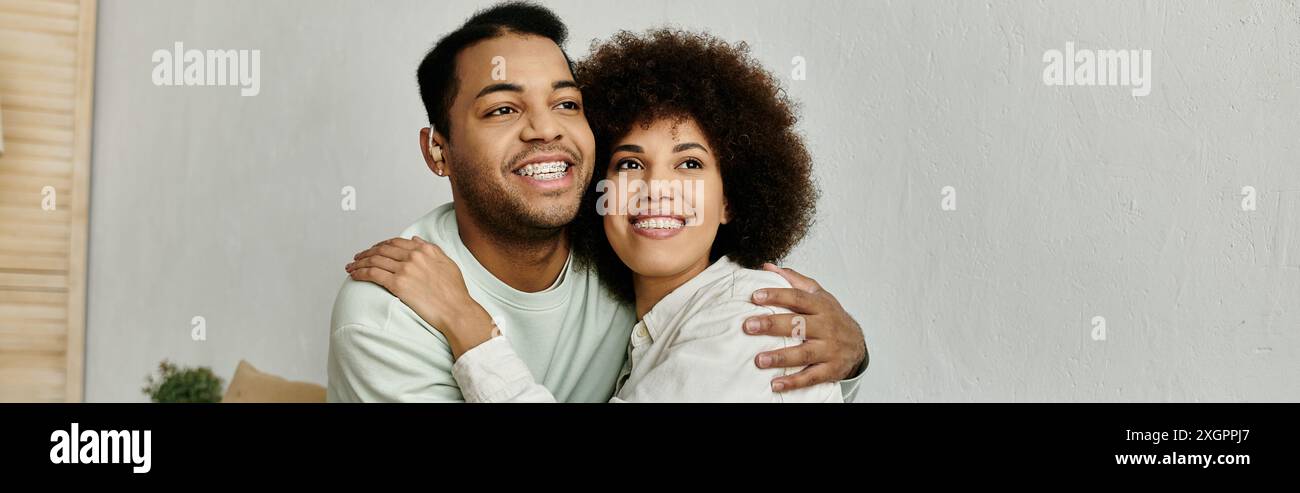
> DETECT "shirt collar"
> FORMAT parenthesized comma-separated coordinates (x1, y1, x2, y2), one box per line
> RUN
(641, 256, 742, 340)
(439, 204, 574, 311)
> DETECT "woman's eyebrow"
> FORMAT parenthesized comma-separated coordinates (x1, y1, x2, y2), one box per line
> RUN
(673, 142, 708, 153)
(613, 144, 644, 153)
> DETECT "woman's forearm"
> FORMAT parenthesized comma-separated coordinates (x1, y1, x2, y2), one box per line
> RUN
(442, 302, 497, 360)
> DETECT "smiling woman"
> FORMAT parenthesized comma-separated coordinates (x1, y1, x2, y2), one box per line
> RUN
(572, 28, 818, 307)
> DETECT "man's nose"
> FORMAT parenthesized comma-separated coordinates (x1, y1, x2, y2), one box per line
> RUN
(520, 109, 562, 142)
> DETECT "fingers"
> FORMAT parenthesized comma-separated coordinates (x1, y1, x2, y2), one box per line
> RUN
(380, 236, 422, 250)
(355, 237, 422, 259)
(751, 287, 827, 313)
(771, 364, 837, 393)
(416, 239, 449, 260)
(761, 263, 823, 293)
(346, 254, 401, 275)
(354, 236, 448, 262)
(755, 340, 827, 370)
(355, 244, 415, 264)
(406, 236, 448, 259)
(348, 235, 452, 277)
(743, 313, 811, 338)
(752, 334, 840, 393)
(347, 267, 394, 288)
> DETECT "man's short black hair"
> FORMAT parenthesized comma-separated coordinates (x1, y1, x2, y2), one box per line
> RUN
(416, 1, 571, 140)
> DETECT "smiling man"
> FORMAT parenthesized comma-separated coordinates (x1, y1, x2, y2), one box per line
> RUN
(327, 1, 868, 402)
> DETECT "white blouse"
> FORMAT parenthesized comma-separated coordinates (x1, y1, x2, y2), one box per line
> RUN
(452, 256, 843, 403)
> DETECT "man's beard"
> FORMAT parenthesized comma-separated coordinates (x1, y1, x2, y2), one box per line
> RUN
(452, 144, 588, 246)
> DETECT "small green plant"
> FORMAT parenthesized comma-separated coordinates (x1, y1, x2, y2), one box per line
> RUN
(142, 360, 224, 403)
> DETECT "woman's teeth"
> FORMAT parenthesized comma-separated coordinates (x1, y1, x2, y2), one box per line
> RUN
(515, 161, 569, 181)
(633, 217, 685, 230)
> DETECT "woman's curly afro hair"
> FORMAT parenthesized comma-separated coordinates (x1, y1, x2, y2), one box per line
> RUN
(571, 28, 818, 304)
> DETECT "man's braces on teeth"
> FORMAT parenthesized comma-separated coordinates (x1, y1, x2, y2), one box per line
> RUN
(515, 161, 569, 181)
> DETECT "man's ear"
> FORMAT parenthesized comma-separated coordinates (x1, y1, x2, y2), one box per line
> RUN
(419, 127, 449, 177)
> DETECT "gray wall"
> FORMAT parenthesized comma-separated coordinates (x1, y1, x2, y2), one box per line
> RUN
(86, 0, 1299, 402)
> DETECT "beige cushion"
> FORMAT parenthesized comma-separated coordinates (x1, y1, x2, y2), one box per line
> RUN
(222, 360, 326, 403)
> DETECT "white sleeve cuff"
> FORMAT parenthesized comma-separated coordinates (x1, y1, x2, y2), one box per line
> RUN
(451, 336, 539, 403)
